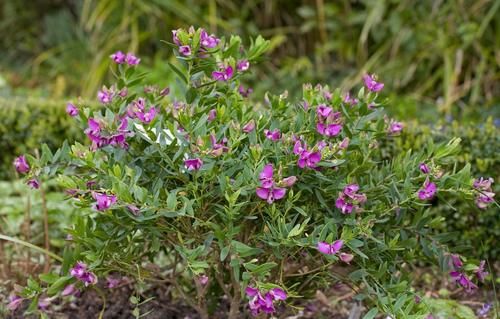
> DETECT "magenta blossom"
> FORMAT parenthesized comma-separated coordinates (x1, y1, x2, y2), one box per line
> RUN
(245, 286, 287, 316)
(418, 178, 437, 200)
(259, 164, 275, 188)
(450, 271, 477, 292)
(340, 252, 354, 263)
(388, 120, 404, 134)
(97, 87, 114, 104)
(316, 105, 332, 118)
(212, 66, 233, 81)
(317, 240, 343, 255)
(264, 129, 281, 141)
(61, 284, 78, 297)
(280, 176, 297, 187)
(91, 192, 117, 211)
(70, 261, 98, 286)
(335, 184, 367, 214)
(473, 177, 495, 209)
(343, 92, 359, 105)
(7, 295, 23, 311)
(317, 123, 342, 137)
(14, 155, 30, 174)
(125, 53, 140, 65)
(450, 254, 463, 269)
(339, 137, 350, 150)
(27, 179, 40, 189)
(38, 298, 51, 311)
(242, 120, 256, 133)
(207, 109, 217, 122)
(474, 260, 489, 282)
(110, 51, 126, 64)
(293, 141, 321, 169)
(419, 162, 430, 174)
(185, 158, 203, 171)
(210, 134, 229, 156)
(200, 29, 220, 48)
(239, 85, 253, 97)
(256, 185, 286, 204)
(256, 164, 294, 204)
(199, 275, 209, 286)
(172, 29, 181, 45)
(179, 45, 191, 56)
(106, 276, 121, 289)
(237, 60, 250, 72)
(363, 74, 384, 92)
(66, 103, 79, 117)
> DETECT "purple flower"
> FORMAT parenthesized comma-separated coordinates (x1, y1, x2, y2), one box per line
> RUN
(316, 123, 342, 137)
(179, 45, 191, 56)
(62, 284, 78, 297)
(335, 184, 366, 214)
(473, 177, 494, 191)
(7, 295, 23, 311)
(450, 271, 477, 292)
(70, 262, 98, 286)
(264, 129, 281, 141)
(81, 272, 98, 286)
(118, 87, 128, 97)
(388, 120, 404, 134)
(238, 85, 253, 97)
(207, 109, 217, 122)
(339, 252, 354, 263)
(478, 303, 492, 317)
(280, 176, 297, 187)
(97, 87, 114, 104)
(38, 298, 51, 311)
(27, 179, 40, 189)
(242, 120, 255, 133)
(185, 158, 203, 171)
(66, 103, 79, 117)
(13, 155, 30, 174)
(199, 275, 209, 286)
(237, 60, 250, 72)
(317, 240, 344, 255)
(200, 30, 220, 48)
(172, 29, 181, 45)
(339, 137, 350, 150)
(343, 92, 358, 105)
(335, 197, 354, 214)
(210, 134, 229, 156)
(212, 66, 233, 81)
(125, 53, 140, 66)
(106, 276, 121, 289)
(294, 141, 321, 169)
(450, 254, 463, 269)
(474, 260, 489, 282)
(245, 286, 287, 316)
(91, 192, 117, 211)
(363, 74, 384, 92)
(418, 178, 437, 200)
(419, 163, 430, 174)
(259, 164, 274, 189)
(110, 51, 126, 64)
(127, 204, 140, 215)
(136, 106, 157, 124)
(256, 185, 286, 204)
(316, 105, 333, 118)
(160, 87, 170, 96)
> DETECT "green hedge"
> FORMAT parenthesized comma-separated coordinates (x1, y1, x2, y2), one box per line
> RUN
(0, 97, 85, 180)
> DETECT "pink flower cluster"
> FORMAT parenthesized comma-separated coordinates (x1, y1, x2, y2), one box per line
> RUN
(448, 254, 486, 293)
(85, 117, 131, 150)
(110, 51, 140, 66)
(245, 286, 287, 316)
(91, 192, 117, 211)
(70, 262, 98, 286)
(293, 140, 321, 169)
(335, 184, 367, 214)
(127, 98, 158, 124)
(417, 177, 437, 201)
(473, 177, 495, 209)
(317, 239, 354, 263)
(316, 105, 342, 137)
(256, 164, 296, 204)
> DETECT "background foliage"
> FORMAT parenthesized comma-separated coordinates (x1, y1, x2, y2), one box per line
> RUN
(1, 0, 499, 121)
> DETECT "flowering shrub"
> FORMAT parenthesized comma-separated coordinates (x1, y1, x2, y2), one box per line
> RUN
(11, 28, 496, 318)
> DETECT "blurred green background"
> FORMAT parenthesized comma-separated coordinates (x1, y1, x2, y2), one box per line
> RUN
(0, 0, 498, 261)
(1, 0, 499, 120)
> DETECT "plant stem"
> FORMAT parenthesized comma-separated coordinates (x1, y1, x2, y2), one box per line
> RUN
(40, 182, 51, 272)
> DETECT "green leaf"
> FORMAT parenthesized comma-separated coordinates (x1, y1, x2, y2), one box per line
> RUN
(363, 308, 378, 319)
